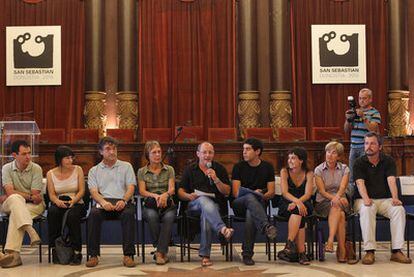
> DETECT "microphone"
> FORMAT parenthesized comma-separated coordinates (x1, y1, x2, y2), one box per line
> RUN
(206, 162, 214, 185)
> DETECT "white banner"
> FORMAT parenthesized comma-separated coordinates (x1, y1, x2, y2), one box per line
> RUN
(6, 25, 61, 86)
(311, 24, 366, 84)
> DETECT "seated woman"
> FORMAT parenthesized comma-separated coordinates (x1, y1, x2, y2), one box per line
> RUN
(277, 147, 313, 265)
(314, 141, 350, 262)
(138, 140, 176, 265)
(47, 146, 86, 265)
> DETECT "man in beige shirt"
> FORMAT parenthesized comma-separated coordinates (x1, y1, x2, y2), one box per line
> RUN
(0, 140, 45, 268)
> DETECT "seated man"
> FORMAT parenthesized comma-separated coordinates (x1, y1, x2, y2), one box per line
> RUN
(0, 140, 45, 268)
(86, 136, 137, 268)
(178, 141, 234, 267)
(232, 137, 277, 265)
(353, 132, 411, 265)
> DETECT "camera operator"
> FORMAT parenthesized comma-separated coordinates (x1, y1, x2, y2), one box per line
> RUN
(344, 88, 381, 194)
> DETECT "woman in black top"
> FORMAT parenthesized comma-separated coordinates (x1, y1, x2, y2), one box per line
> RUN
(277, 147, 313, 265)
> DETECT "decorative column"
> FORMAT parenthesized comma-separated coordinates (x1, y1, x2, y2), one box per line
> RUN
(269, 0, 292, 140)
(238, 0, 260, 138)
(84, 0, 106, 136)
(117, 0, 138, 131)
(388, 0, 411, 136)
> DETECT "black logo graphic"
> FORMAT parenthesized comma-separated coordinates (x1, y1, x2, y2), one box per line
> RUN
(13, 32, 53, 68)
(319, 31, 358, 67)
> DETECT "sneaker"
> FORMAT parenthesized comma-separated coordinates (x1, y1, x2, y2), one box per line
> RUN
(362, 251, 375, 265)
(123, 256, 136, 268)
(71, 253, 83, 265)
(390, 251, 412, 264)
(242, 256, 255, 266)
(1, 252, 22, 268)
(264, 224, 277, 240)
(0, 252, 13, 267)
(298, 252, 310, 265)
(85, 256, 99, 267)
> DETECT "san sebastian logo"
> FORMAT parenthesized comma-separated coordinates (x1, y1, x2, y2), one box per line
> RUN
(319, 31, 358, 67)
(13, 32, 54, 68)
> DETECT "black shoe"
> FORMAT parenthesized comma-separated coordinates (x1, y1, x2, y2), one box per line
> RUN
(242, 256, 255, 266)
(51, 249, 59, 264)
(70, 253, 82, 265)
(298, 252, 310, 265)
(264, 224, 277, 240)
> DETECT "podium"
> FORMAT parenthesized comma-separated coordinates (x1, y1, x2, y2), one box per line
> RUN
(0, 121, 40, 166)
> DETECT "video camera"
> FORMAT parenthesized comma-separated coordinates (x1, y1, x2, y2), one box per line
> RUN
(346, 96, 360, 123)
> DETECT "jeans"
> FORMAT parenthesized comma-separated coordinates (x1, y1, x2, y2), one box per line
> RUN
(187, 196, 226, 257)
(232, 193, 270, 258)
(48, 203, 86, 251)
(87, 203, 136, 256)
(143, 207, 176, 254)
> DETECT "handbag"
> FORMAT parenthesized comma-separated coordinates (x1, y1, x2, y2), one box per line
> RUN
(54, 209, 74, 264)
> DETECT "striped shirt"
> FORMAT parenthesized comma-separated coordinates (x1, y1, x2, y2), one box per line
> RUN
(350, 107, 381, 149)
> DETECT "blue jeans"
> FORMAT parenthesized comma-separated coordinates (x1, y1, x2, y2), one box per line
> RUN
(232, 193, 270, 258)
(187, 196, 226, 257)
(348, 146, 365, 196)
(143, 207, 176, 254)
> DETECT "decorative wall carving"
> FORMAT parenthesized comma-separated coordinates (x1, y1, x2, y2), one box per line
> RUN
(388, 90, 411, 137)
(84, 91, 106, 137)
(238, 91, 260, 139)
(117, 91, 139, 130)
(269, 90, 292, 139)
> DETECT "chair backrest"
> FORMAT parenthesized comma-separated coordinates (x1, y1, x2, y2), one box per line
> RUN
(142, 128, 172, 143)
(277, 127, 306, 142)
(70, 128, 99, 144)
(397, 176, 414, 206)
(106, 129, 135, 143)
(175, 126, 204, 143)
(207, 127, 237, 142)
(311, 127, 344, 141)
(40, 128, 66, 144)
(244, 128, 273, 142)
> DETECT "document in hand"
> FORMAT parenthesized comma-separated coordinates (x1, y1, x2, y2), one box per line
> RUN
(194, 189, 216, 198)
(237, 186, 263, 200)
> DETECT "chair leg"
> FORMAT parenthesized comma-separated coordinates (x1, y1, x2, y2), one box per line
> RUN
(406, 218, 410, 258)
(180, 218, 184, 262)
(186, 217, 190, 262)
(38, 222, 42, 263)
(229, 217, 233, 262)
(141, 220, 145, 264)
(85, 220, 89, 261)
(136, 216, 140, 258)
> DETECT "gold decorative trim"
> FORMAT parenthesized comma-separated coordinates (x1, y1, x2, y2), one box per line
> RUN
(84, 91, 106, 137)
(269, 91, 292, 139)
(238, 91, 260, 139)
(116, 91, 139, 130)
(388, 90, 411, 137)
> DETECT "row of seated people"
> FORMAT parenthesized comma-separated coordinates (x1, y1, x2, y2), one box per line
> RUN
(39, 126, 345, 144)
(0, 133, 412, 269)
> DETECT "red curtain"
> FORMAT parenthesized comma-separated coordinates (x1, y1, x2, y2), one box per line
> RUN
(139, 0, 236, 135)
(0, 0, 85, 133)
(290, 0, 388, 135)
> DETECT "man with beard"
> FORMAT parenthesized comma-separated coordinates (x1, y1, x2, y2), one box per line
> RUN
(353, 132, 411, 265)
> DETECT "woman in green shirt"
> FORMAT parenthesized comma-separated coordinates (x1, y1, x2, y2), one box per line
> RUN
(137, 141, 175, 265)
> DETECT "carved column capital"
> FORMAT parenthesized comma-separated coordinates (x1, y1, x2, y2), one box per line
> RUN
(388, 90, 411, 137)
(238, 90, 260, 139)
(269, 90, 292, 140)
(84, 91, 106, 137)
(116, 91, 139, 130)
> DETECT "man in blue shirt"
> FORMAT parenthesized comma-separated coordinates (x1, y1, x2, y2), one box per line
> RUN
(86, 137, 137, 268)
(344, 88, 381, 193)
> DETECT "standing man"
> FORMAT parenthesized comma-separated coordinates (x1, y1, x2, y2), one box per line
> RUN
(86, 136, 137, 268)
(178, 141, 234, 267)
(353, 132, 411, 265)
(232, 137, 277, 266)
(344, 88, 381, 192)
(0, 140, 45, 268)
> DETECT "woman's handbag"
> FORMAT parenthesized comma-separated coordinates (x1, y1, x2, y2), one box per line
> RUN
(54, 209, 74, 264)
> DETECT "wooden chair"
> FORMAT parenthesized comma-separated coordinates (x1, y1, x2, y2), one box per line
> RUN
(69, 129, 99, 144)
(207, 128, 237, 142)
(142, 128, 172, 143)
(277, 127, 307, 142)
(311, 127, 344, 141)
(244, 128, 273, 142)
(175, 126, 204, 143)
(106, 129, 135, 143)
(40, 128, 66, 144)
